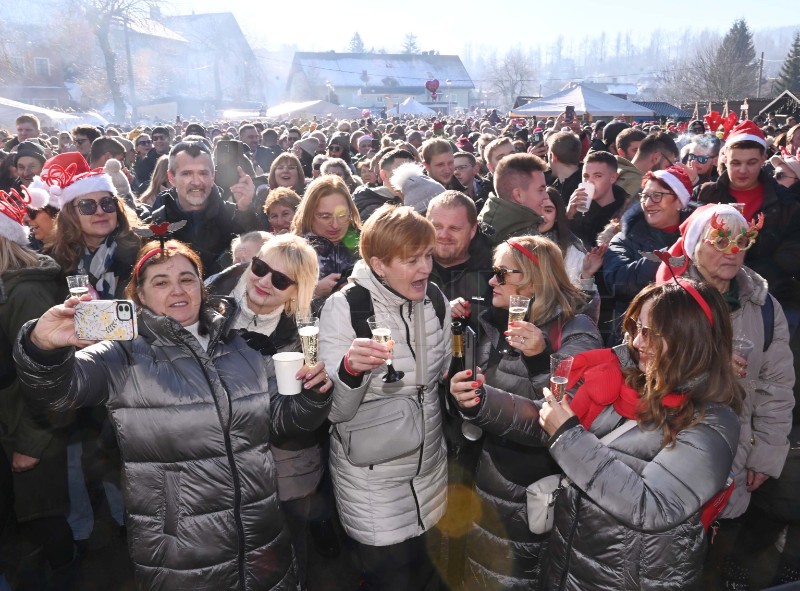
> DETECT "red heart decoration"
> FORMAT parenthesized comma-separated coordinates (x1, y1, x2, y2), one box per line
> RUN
(150, 222, 170, 236)
(721, 112, 739, 139)
(425, 79, 440, 93)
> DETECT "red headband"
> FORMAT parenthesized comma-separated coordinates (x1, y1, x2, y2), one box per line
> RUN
(134, 245, 178, 278)
(676, 279, 713, 327)
(507, 240, 539, 265)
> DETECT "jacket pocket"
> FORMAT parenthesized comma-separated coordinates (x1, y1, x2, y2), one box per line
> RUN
(162, 469, 181, 537)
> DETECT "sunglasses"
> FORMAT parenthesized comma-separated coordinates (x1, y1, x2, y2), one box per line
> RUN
(137, 140, 152, 146)
(687, 154, 710, 164)
(250, 257, 296, 290)
(492, 267, 523, 285)
(634, 319, 660, 341)
(776, 171, 798, 182)
(75, 196, 117, 216)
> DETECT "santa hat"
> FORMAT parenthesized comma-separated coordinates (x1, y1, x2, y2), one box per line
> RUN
(726, 120, 767, 149)
(652, 165, 693, 206)
(26, 152, 116, 210)
(655, 203, 746, 283)
(0, 188, 48, 244)
(390, 162, 445, 214)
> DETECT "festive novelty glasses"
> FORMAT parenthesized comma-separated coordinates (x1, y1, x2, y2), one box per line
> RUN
(250, 257, 297, 290)
(703, 212, 764, 254)
(75, 196, 117, 216)
(492, 267, 523, 285)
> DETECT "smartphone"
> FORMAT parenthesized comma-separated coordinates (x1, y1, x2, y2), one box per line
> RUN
(214, 140, 244, 188)
(532, 131, 544, 144)
(74, 300, 138, 341)
(565, 105, 575, 123)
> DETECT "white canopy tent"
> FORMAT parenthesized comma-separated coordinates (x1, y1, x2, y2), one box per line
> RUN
(398, 97, 435, 116)
(511, 85, 655, 118)
(264, 100, 352, 120)
(0, 96, 79, 128)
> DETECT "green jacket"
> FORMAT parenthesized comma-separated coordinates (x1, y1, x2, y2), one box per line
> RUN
(477, 193, 544, 246)
(614, 155, 643, 199)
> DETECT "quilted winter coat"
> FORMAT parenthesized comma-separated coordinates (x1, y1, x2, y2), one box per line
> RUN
(463, 346, 740, 591)
(13, 300, 332, 591)
(318, 260, 450, 547)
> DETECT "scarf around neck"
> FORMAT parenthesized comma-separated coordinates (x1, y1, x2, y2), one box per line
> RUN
(78, 230, 119, 300)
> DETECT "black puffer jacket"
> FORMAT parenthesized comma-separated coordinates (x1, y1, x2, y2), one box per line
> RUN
(464, 347, 740, 591)
(462, 306, 602, 591)
(14, 301, 332, 591)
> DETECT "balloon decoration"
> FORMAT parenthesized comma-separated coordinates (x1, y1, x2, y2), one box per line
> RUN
(704, 111, 739, 140)
(362, 109, 371, 118)
(425, 79, 440, 101)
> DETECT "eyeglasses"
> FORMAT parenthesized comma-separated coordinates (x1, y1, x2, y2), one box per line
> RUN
(327, 145, 343, 152)
(775, 171, 798, 182)
(704, 233, 756, 254)
(492, 267, 523, 285)
(659, 152, 677, 167)
(75, 196, 117, 216)
(638, 191, 674, 203)
(314, 211, 351, 225)
(634, 319, 660, 341)
(250, 257, 296, 290)
(137, 140, 152, 146)
(687, 154, 710, 164)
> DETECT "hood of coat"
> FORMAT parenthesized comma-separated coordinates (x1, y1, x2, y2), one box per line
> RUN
(478, 193, 544, 240)
(0, 255, 61, 304)
(350, 259, 413, 312)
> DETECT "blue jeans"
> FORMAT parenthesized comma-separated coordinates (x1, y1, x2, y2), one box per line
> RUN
(66, 442, 125, 541)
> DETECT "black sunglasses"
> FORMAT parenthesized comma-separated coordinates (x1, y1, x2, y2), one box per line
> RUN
(75, 196, 117, 216)
(250, 257, 296, 290)
(492, 266, 523, 285)
(687, 154, 710, 164)
(776, 171, 798, 182)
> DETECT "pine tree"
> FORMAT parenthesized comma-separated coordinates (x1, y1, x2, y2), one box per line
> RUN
(774, 32, 800, 94)
(348, 32, 366, 54)
(402, 34, 420, 55)
(710, 19, 758, 99)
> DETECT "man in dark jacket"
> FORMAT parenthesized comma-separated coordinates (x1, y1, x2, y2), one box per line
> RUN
(352, 148, 412, 221)
(147, 141, 260, 276)
(133, 125, 170, 194)
(546, 131, 582, 204)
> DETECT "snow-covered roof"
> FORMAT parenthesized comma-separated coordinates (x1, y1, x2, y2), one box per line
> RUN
(126, 18, 188, 43)
(291, 53, 474, 90)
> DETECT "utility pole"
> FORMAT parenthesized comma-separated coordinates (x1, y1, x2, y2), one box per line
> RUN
(756, 51, 764, 99)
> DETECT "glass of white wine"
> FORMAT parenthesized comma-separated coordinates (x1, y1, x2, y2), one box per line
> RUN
(67, 274, 90, 298)
(296, 316, 319, 367)
(367, 314, 404, 383)
(500, 295, 531, 357)
(549, 353, 574, 402)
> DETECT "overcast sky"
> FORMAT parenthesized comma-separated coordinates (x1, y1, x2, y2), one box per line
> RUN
(168, 0, 799, 54)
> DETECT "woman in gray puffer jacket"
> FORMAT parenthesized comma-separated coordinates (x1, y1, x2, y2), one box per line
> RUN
(451, 280, 743, 591)
(319, 205, 450, 591)
(13, 240, 334, 591)
(462, 236, 602, 591)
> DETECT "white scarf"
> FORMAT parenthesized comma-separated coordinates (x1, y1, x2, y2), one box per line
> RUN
(231, 273, 284, 335)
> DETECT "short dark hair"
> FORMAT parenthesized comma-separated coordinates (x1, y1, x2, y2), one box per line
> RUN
(637, 132, 679, 160)
(453, 151, 477, 166)
(71, 125, 101, 143)
(168, 140, 212, 173)
(90, 137, 125, 164)
(584, 150, 618, 171)
(547, 131, 581, 166)
(616, 128, 646, 155)
(494, 153, 547, 200)
(379, 148, 414, 171)
(151, 126, 170, 138)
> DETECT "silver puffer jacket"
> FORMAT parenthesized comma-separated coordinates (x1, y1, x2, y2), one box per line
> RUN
(14, 301, 332, 591)
(464, 347, 740, 591)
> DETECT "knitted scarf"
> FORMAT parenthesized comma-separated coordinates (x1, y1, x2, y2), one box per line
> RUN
(78, 230, 119, 300)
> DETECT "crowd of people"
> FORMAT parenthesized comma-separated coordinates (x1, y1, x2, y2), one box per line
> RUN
(0, 107, 798, 591)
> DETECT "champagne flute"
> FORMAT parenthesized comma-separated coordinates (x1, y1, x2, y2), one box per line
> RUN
(549, 353, 574, 402)
(67, 274, 89, 298)
(500, 295, 531, 357)
(296, 316, 319, 367)
(367, 314, 404, 383)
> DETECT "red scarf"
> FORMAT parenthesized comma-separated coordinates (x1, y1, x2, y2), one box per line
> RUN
(567, 349, 688, 429)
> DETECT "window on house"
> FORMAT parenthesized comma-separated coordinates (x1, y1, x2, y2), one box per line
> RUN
(34, 57, 50, 77)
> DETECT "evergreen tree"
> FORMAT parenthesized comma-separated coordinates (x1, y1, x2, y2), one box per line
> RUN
(710, 19, 758, 99)
(402, 34, 420, 54)
(774, 32, 800, 94)
(348, 32, 366, 53)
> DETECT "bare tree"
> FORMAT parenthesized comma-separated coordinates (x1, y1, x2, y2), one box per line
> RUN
(484, 47, 535, 111)
(73, 0, 159, 120)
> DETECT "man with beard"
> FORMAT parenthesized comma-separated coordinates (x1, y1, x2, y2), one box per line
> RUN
(615, 131, 679, 200)
(147, 141, 260, 276)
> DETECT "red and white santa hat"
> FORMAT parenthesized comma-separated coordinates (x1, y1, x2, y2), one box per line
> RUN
(0, 187, 49, 244)
(652, 165, 693, 206)
(26, 152, 116, 210)
(726, 120, 768, 149)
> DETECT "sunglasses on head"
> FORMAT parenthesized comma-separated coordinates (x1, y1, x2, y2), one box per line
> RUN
(687, 154, 710, 164)
(250, 257, 296, 290)
(492, 267, 523, 285)
(75, 196, 117, 216)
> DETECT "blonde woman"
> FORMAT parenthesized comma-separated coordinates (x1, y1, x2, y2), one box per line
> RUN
(137, 154, 170, 207)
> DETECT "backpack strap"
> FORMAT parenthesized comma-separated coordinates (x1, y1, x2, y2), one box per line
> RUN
(425, 282, 446, 330)
(762, 295, 775, 352)
(343, 284, 375, 339)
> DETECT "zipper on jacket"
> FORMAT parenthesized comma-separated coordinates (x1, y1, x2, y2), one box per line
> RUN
(558, 491, 582, 591)
(409, 403, 426, 530)
(187, 345, 248, 591)
(399, 302, 415, 362)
